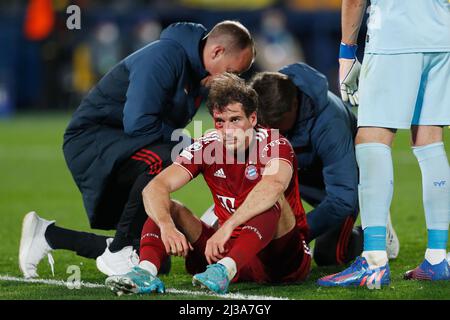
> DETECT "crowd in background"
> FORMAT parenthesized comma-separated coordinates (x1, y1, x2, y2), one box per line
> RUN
(0, 0, 367, 116)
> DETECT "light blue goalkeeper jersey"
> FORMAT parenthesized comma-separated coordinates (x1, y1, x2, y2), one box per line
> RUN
(365, 0, 450, 54)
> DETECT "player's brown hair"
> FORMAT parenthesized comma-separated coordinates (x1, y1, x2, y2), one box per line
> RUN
(206, 73, 258, 117)
(249, 72, 297, 127)
(206, 20, 256, 58)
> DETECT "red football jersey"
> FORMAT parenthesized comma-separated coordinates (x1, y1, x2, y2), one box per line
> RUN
(175, 126, 307, 237)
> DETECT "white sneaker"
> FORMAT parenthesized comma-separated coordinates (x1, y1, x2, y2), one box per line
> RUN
(19, 211, 55, 278)
(96, 238, 139, 276)
(386, 213, 400, 259)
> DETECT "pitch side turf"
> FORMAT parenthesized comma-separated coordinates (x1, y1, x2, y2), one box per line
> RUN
(0, 111, 449, 300)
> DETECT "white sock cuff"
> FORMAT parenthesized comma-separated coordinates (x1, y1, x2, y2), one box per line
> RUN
(362, 250, 388, 269)
(139, 260, 158, 276)
(412, 142, 446, 161)
(425, 249, 447, 265)
(218, 257, 237, 280)
(356, 142, 391, 152)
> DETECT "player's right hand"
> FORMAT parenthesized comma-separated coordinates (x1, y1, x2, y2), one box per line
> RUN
(339, 58, 361, 107)
(160, 225, 193, 258)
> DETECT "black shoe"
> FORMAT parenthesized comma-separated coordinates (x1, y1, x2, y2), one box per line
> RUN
(345, 226, 363, 264)
(159, 256, 171, 275)
(313, 221, 363, 266)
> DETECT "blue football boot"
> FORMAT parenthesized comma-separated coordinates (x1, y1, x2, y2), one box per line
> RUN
(192, 263, 230, 294)
(105, 266, 165, 296)
(404, 259, 450, 281)
(317, 256, 390, 288)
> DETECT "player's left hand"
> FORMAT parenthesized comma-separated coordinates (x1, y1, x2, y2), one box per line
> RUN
(205, 224, 233, 264)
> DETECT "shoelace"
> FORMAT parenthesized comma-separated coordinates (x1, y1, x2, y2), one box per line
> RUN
(128, 250, 139, 267)
(47, 253, 55, 276)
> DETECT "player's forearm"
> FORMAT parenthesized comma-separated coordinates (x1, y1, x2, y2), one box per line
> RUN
(225, 178, 285, 229)
(341, 0, 367, 45)
(142, 180, 175, 228)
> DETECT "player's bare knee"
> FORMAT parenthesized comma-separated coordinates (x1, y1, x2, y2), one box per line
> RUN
(169, 199, 196, 224)
(410, 125, 443, 147)
(355, 127, 396, 146)
(169, 199, 185, 221)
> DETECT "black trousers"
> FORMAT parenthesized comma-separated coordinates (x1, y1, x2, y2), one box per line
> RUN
(298, 169, 362, 266)
(45, 141, 175, 259)
(112, 142, 175, 244)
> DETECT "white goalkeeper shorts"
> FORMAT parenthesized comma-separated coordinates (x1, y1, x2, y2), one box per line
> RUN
(358, 52, 450, 129)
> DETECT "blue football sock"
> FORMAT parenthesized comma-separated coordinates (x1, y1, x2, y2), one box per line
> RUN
(363, 226, 387, 251)
(427, 230, 448, 250)
(412, 142, 449, 249)
(356, 143, 394, 251)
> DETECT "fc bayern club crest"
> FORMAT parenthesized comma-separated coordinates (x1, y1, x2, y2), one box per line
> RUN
(245, 165, 259, 180)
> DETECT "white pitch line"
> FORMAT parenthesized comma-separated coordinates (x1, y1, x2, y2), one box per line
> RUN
(0, 275, 289, 300)
(0, 275, 104, 289)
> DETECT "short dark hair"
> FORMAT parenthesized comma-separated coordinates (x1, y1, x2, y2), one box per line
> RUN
(206, 73, 258, 117)
(207, 20, 255, 56)
(249, 72, 297, 127)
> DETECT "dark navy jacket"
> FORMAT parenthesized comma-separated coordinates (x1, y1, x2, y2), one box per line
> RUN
(63, 23, 209, 229)
(280, 63, 358, 240)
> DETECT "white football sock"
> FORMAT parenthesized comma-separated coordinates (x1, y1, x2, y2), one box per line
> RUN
(425, 249, 446, 265)
(139, 260, 158, 276)
(218, 257, 237, 280)
(362, 251, 388, 269)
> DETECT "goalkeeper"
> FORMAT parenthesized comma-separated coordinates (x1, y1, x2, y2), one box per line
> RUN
(319, 0, 450, 287)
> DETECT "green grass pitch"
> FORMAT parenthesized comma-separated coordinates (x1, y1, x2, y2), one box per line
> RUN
(0, 111, 449, 300)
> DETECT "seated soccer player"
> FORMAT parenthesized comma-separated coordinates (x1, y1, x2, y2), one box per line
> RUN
(201, 63, 401, 267)
(105, 73, 311, 295)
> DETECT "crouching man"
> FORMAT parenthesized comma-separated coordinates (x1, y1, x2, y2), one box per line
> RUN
(105, 73, 311, 295)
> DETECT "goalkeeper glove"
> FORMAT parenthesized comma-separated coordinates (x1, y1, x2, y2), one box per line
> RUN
(339, 42, 361, 107)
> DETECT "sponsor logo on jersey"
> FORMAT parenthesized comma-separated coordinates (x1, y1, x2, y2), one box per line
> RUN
(214, 168, 226, 179)
(216, 195, 236, 214)
(245, 165, 259, 180)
